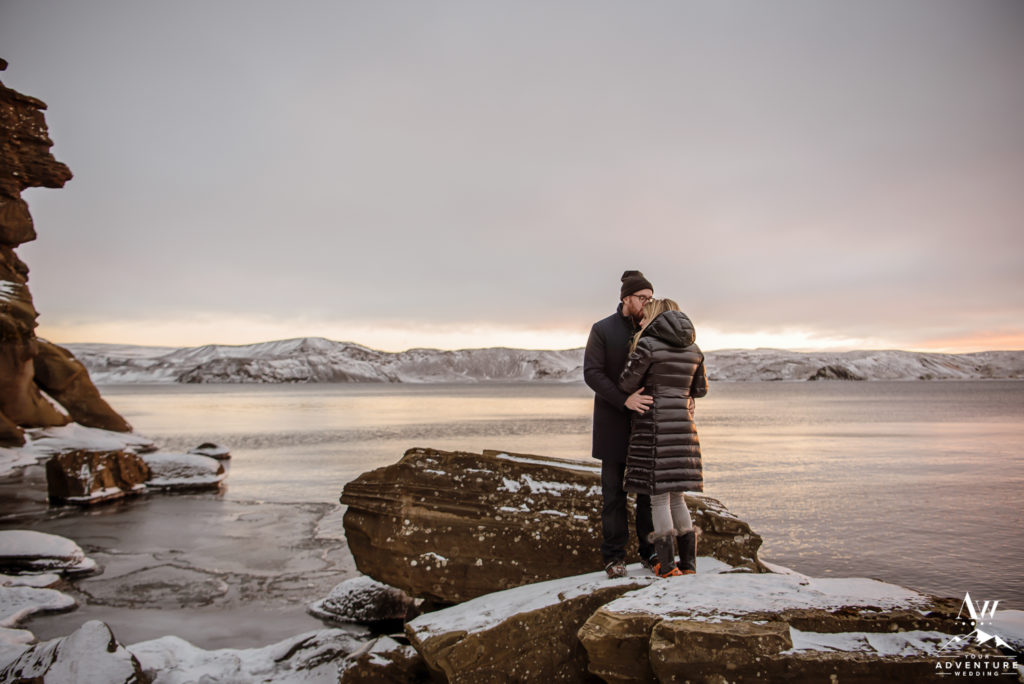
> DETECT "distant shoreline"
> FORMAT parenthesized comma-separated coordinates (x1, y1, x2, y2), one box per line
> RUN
(56, 338, 1024, 385)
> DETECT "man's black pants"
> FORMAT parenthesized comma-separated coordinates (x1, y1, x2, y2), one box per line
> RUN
(601, 459, 654, 564)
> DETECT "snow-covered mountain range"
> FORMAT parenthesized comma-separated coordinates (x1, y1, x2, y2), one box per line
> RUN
(60, 337, 1024, 384)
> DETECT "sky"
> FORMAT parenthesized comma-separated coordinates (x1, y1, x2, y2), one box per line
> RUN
(1, 0, 1022, 353)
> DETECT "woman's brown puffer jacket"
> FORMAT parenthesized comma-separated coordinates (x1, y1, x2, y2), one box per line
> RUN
(618, 309, 708, 495)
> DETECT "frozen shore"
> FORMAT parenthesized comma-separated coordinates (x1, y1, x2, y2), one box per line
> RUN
(2, 426, 1022, 682)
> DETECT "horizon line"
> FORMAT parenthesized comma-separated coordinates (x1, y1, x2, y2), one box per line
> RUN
(46, 335, 1024, 357)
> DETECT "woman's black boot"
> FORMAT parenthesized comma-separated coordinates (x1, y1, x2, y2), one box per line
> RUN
(676, 530, 696, 574)
(653, 536, 681, 577)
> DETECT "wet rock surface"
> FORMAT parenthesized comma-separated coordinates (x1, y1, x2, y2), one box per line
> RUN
(341, 447, 765, 604)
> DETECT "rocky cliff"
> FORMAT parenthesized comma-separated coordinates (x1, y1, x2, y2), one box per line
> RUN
(0, 62, 130, 445)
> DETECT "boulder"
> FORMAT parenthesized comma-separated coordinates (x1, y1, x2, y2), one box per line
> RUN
(188, 442, 231, 460)
(0, 620, 146, 684)
(128, 627, 367, 683)
(33, 340, 132, 432)
(578, 572, 980, 683)
(406, 568, 656, 683)
(45, 449, 150, 505)
(0, 530, 98, 577)
(338, 636, 436, 683)
(341, 448, 765, 603)
(141, 452, 226, 490)
(309, 575, 416, 625)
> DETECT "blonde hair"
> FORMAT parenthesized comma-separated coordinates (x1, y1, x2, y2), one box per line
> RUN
(630, 298, 681, 352)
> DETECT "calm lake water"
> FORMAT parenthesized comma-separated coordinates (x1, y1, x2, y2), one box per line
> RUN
(8, 380, 1024, 647)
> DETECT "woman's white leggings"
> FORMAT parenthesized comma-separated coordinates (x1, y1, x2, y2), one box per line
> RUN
(650, 492, 693, 538)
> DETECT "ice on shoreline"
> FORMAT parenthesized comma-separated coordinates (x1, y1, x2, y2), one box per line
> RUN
(0, 424, 157, 478)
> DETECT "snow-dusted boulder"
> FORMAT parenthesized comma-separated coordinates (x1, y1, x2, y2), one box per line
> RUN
(128, 627, 367, 683)
(142, 452, 226, 490)
(188, 441, 230, 460)
(309, 576, 415, 625)
(0, 620, 145, 683)
(341, 448, 765, 604)
(0, 573, 78, 671)
(338, 636, 432, 683)
(45, 449, 150, 505)
(577, 572, 982, 683)
(406, 566, 658, 683)
(0, 530, 97, 577)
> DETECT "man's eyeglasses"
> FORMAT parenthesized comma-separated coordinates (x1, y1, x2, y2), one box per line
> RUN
(630, 294, 653, 304)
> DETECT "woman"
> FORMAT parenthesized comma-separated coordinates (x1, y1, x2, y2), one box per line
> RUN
(618, 298, 708, 577)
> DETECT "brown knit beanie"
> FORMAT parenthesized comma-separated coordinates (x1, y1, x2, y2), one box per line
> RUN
(620, 270, 654, 299)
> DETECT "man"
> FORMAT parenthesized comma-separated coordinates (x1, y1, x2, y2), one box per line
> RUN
(584, 270, 656, 578)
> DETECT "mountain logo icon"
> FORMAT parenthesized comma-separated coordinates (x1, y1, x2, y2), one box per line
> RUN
(940, 592, 1015, 652)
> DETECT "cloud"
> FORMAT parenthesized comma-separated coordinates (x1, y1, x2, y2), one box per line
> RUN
(5, 0, 1023, 351)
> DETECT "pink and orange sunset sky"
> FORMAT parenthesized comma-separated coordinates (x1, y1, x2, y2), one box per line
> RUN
(2, 1, 1022, 353)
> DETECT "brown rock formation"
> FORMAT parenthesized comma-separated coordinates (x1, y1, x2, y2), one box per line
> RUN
(340, 447, 765, 604)
(0, 408, 24, 446)
(0, 65, 130, 444)
(34, 340, 132, 431)
(45, 449, 150, 505)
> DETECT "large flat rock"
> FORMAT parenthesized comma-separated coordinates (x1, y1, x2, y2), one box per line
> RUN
(406, 565, 659, 683)
(341, 447, 765, 604)
(578, 570, 1011, 683)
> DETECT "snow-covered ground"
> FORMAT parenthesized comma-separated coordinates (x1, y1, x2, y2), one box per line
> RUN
(62, 337, 1024, 384)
